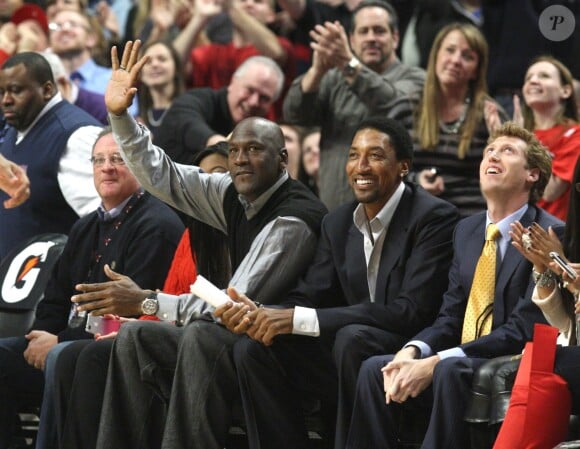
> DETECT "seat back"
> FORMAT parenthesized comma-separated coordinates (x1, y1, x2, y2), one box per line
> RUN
(0, 233, 67, 338)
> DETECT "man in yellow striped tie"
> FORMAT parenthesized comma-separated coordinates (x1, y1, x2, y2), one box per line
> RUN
(346, 122, 565, 449)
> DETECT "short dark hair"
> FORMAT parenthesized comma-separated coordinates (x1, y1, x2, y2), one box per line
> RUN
(355, 116, 413, 163)
(193, 141, 229, 166)
(2, 52, 55, 85)
(351, 0, 399, 33)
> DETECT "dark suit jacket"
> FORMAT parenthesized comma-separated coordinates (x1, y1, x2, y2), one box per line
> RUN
(284, 182, 459, 337)
(414, 205, 564, 358)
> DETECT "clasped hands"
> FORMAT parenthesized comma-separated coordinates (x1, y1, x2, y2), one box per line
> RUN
(381, 347, 439, 405)
(214, 288, 293, 346)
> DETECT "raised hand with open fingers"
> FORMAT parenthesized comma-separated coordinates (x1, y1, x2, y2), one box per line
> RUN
(105, 40, 150, 116)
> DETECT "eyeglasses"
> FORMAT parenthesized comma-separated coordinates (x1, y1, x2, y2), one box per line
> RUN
(49, 20, 90, 32)
(90, 154, 126, 167)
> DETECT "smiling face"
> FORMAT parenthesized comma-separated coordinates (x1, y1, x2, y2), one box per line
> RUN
(435, 29, 479, 90)
(228, 118, 286, 202)
(49, 10, 94, 56)
(92, 133, 141, 210)
(141, 43, 176, 89)
(346, 127, 409, 219)
(302, 131, 320, 177)
(349, 6, 398, 73)
(0, 63, 53, 131)
(480, 135, 539, 205)
(523, 61, 572, 112)
(227, 62, 280, 123)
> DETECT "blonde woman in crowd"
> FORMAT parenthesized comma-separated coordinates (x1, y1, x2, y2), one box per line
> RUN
(388, 22, 503, 217)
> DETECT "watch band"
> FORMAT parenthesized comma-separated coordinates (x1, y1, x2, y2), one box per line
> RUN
(343, 56, 361, 77)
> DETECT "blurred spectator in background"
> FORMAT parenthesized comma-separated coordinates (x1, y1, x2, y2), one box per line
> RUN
(0, 0, 23, 23)
(283, 0, 424, 210)
(388, 22, 501, 217)
(42, 51, 108, 124)
(171, 0, 294, 120)
(401, 0, 482, 68)
(482, 0, 580, 117)
(124, 0, 198, 45)
(48, 9, 110, 93)
(526, 58, 579, 220)
(49, 9, 136, 112)
(46, 0, 120, 67)
(155, 55, 284, 164)
(486, 56, 579, 221)
(0, 3, 49, 65)
(279, 122, 303, 179)
(137, 39, 184, 139)
(299, 126, 320, 195)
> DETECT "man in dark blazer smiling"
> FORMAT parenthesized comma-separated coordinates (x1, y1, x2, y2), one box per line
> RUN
(345, 122, 564, 449)
(217, 117, 459, 449)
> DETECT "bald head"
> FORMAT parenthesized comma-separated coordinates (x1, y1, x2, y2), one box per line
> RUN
(232, 117, 285, 150)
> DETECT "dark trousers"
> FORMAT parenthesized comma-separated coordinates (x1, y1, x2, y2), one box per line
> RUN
(233, 325, 408, 449)
(333, 325, 408, 449)
(0, 336, 44, 449)
(346, 355, 487, 449)
(55, 339, 113, 449)
(96, 318, 242, 449)
(233, 334, 338, 449)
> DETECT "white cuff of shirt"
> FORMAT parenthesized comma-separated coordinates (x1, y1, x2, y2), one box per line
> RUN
(292, 306, 320, 336)
(156, 292, 180, 322)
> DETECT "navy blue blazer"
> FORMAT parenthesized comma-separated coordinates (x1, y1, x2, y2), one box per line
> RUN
(284, 182, 460, 337)
(414, 205, 564, 358)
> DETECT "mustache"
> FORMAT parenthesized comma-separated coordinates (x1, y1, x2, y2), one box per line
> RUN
(362, 43, 382, 51)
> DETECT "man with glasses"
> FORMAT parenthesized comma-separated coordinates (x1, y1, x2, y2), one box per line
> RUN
(0, 51, 102, 260)
(48, 9, 137, 115)
(48, 10, 109, 96)
(0, 127, 184, 449)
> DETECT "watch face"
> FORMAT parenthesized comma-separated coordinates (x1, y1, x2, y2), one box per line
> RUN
(142, 298, 158, 315)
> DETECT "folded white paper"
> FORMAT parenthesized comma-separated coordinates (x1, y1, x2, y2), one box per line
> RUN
(190, 275, 232, 308)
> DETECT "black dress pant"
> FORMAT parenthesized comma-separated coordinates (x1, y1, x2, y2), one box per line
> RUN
(54, 339, 113, 449)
